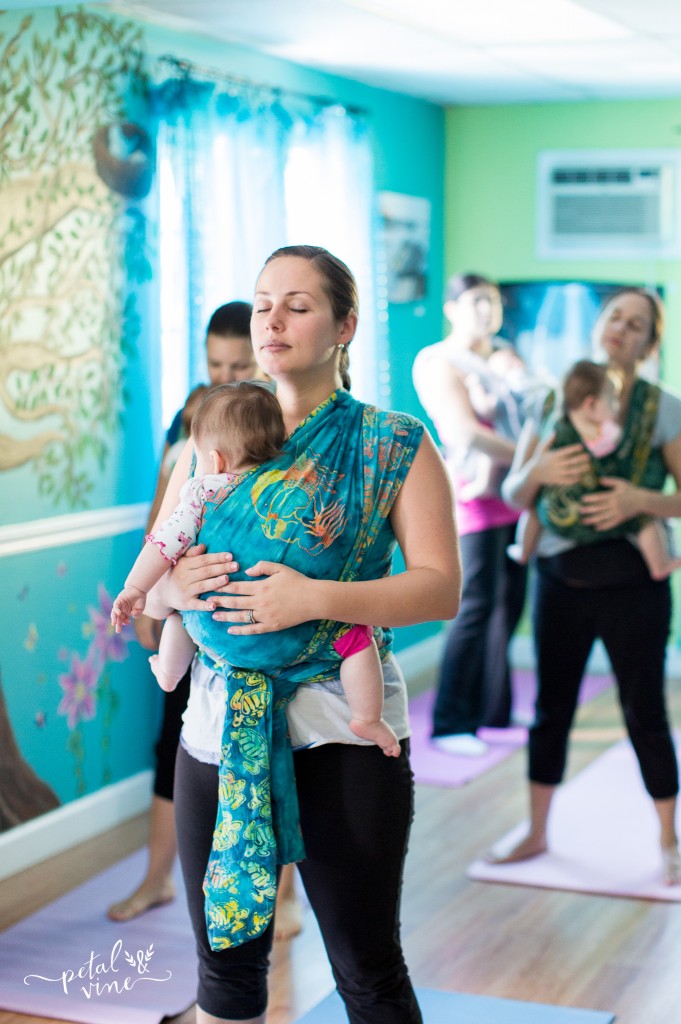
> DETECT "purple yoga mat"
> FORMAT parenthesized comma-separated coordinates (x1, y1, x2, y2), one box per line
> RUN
(468, 733, 681, 901)
(408, 670, 612, 788)
(0, 848, 196, 1024)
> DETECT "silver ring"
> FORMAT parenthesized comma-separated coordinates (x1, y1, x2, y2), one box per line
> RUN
(246, 608, 255, 625)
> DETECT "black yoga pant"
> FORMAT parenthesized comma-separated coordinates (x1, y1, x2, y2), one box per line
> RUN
(433, 523, 527, 736)
(530, 568, 679, 799)
(174, 740, 422, 1023)
(152, 667, 191, 800)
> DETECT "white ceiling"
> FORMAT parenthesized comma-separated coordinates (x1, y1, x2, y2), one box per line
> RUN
(105, 0, 681, 106)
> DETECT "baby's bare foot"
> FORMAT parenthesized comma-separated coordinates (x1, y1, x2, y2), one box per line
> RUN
(350, 717, 401, 757)
(149, 654, 179, 693)
(650, 557, 681, 581)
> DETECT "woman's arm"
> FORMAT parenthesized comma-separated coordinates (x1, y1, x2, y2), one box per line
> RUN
(415, 355, 515, 464)
(581, 432, 681, 529)
(211, 431, 462, 633)
(501, 420, 592, 510)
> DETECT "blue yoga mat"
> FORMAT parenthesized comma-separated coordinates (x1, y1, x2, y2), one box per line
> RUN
(294, 988, 615, 1024)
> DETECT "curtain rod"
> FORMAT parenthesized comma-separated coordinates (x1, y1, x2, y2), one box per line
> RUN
(158, 54, 368, 118)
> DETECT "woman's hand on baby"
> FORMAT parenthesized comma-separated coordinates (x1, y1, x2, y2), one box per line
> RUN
(533, 435, 590, 487)
(580, 476, 641, 530)
(210, 561, 316, 633)
(165, 544, 239, 611)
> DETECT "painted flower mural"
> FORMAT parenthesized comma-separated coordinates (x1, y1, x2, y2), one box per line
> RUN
(58, 583, 132, 794)
(58, 651, 99, 731)
(87, 583, 131, 664)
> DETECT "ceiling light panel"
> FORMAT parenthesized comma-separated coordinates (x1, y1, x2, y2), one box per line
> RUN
(575, 0, 681, 35)
(342, 0, 632, 45)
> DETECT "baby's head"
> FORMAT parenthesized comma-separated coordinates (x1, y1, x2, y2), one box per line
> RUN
(191, 381, 286, 476)
(487, 346, 525, 377)
(561, 359, 619, 424)
(181, 383, 213, 437)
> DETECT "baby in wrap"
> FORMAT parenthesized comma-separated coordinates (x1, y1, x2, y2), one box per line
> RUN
(111, 380, 401, 756)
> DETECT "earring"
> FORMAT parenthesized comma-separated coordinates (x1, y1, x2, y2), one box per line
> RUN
(338, 344, 346, 351)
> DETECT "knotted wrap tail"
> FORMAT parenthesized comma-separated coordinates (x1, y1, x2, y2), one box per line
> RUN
(203, 665, 304, 950)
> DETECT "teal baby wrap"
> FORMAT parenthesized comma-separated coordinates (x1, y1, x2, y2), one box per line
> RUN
(182, 389, 424, 949)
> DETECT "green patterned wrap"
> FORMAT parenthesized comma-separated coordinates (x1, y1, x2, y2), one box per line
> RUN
(536, 379, 666, 545)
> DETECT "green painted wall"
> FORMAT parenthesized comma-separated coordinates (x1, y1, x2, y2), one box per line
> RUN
(444, 99, 681, 645)
(445, 100, 681, 382)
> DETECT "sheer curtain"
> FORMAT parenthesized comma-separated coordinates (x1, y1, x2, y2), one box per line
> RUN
(153, 69, 379, 428)
(285, 105, 381, 404)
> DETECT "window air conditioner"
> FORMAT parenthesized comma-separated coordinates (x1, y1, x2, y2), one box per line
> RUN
(537, 149, 681, 260)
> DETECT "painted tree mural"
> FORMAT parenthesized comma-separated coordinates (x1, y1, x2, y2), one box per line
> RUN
(0, 8, 149, 507)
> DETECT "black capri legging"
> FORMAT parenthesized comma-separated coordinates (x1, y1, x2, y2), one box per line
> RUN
(530, 560, 678, 800)
(174, 740, 422, 1024)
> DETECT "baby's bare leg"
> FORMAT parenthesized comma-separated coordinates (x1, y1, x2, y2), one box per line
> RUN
(507, 509, 542, 565)
(340, 641, 401, 756)
(637, 520, 681, 580)
(149, 612, 196, 692)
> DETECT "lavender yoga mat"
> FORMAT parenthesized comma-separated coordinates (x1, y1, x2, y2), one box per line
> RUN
(0, 848, 196, 1024)
(294, 987, 614, 1023)
(408, 669, 612, 788)
(468, 733, 681, 901)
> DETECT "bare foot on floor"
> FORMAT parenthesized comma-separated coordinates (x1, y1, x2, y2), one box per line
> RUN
(662, 843, 681, 885)
(485, 831, 548, 865)
(107, 878, 176, 921)
(274, 895, 304, 941)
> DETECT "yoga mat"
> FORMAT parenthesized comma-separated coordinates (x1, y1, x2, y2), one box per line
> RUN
(0, 848, 196, 1024)
(468, 734, 681, 901)
(294, 987, 614, 1023)
(409, 670, 612, 788)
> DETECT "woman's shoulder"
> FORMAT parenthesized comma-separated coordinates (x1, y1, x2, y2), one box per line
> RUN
(413, 339, 447, 369)
(361, 401, 425, 439)
(652, 380, 681, 442)
(412, 340, 451, 390)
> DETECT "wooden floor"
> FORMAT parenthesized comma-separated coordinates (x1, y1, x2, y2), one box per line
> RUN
(3, 675, 681, 1024)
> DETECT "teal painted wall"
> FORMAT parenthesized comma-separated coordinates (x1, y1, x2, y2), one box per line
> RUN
(135, 14, 448, 653)
(0, 3, 446, 828)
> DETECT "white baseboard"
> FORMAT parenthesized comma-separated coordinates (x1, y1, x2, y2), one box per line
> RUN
(0, 770, 153, 882)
